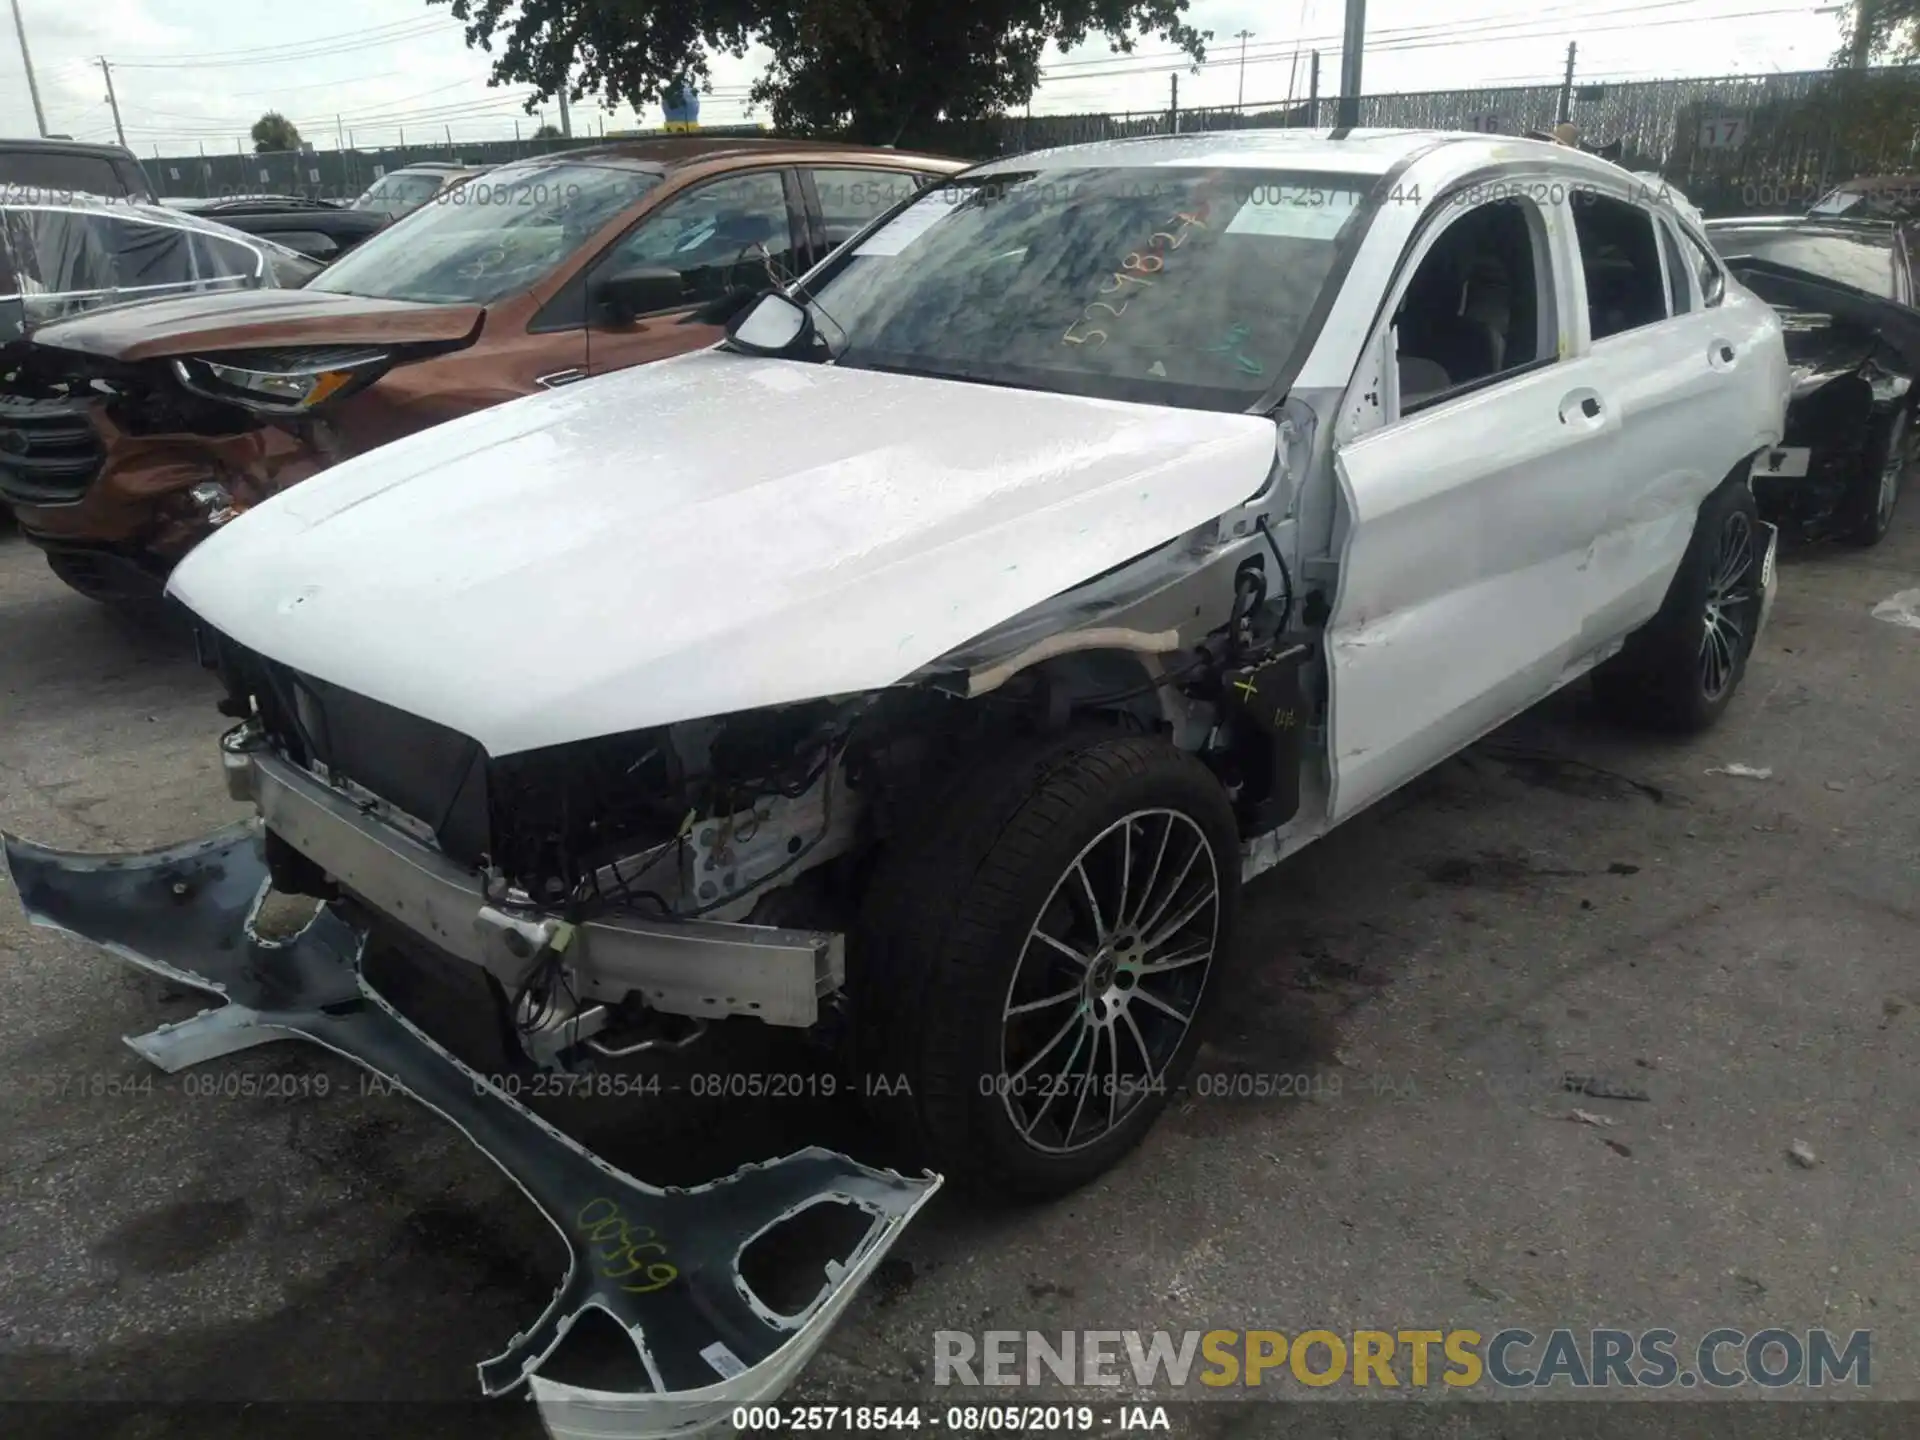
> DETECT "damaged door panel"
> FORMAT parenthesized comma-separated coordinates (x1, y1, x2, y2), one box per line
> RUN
(2, 823, 937, 1438)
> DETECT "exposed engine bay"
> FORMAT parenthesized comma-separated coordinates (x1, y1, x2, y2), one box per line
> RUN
(192, 499, 1323, 1067)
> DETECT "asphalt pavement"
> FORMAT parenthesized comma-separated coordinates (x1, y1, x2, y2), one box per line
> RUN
(0, 504, 1914, 1439)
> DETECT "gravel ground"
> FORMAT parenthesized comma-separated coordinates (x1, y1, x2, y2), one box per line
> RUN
(0, 505, 1914, 1439)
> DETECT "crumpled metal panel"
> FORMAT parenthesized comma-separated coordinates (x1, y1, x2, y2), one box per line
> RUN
(2, 821, 939, 1438)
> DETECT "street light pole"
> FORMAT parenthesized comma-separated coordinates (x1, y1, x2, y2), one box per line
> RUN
(8, 0, 46, 136)
(1235, 29, 1254, 112)
(1336, 0, 1366, 129)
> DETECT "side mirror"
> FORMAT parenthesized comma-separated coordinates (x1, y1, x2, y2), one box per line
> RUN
(593, 265, 686, 324)
(725, 290, 814, 356)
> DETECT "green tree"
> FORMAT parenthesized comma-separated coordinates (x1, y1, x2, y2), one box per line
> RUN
(532, 122, 563, 138)
(434, 0, 1207, 144)
(1836, 0, 1918, 62)
(251, 111, 303, 153)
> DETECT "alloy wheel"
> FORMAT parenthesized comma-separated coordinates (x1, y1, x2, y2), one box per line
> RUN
(997, 809, 1222, 1155)
(1700, 509, 1756, 702)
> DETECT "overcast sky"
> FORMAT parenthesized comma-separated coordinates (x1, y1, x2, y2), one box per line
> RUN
(0, 0, 1853, 155)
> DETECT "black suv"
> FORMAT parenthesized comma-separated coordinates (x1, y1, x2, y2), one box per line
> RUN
(0, 139, 155, 201)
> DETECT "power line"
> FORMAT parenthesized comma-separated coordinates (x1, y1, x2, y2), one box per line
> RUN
(110, 18, 457, 70)
(1034, 0, 1822, 85)
(1034, 0, 1822, 86)
(108, 15, 453, 67)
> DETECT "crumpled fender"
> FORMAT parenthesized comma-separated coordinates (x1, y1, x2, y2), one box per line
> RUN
(2, 821, 938, 1439)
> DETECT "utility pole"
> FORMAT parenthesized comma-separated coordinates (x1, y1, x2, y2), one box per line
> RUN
(1309, 51, 1321, 128)
(1336, 0, 1365, 128)
(1170, 73, 1179, 134)
(558, 85, 573, 138)
(8, 0, 47, 136)
(1557, 41, 1577, 124)
(99, 57, 126, 147)
(1235, 29, 1254, 112)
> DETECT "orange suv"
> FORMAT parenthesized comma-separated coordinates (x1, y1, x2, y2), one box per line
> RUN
(1, 138, 964, 601)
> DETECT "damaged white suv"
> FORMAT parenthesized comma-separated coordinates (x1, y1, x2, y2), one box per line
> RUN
(7, 130, 1786, 1435)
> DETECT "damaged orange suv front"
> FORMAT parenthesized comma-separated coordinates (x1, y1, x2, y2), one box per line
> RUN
(1, 140, 964, 601)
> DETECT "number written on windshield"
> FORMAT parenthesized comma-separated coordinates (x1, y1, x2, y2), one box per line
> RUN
(1062, 206, 1209, 348)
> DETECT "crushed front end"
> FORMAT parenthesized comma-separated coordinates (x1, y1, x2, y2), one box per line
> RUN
(1, 622, 941, 1437)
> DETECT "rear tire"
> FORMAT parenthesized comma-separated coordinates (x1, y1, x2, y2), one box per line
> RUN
(1841, 406, 1906, 548)
(854, 732, 1240, 1198)
(1592, 479, 1762, 733)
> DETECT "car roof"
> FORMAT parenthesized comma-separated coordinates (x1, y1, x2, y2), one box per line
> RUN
(963, 126, 1667, 180)
(0, 137, 140, 162)
(517, 137, 963, 172)
(1706, 214, 1896, 241)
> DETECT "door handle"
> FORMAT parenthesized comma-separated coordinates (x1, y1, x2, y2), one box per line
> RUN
(1558, 390, 1605, 426)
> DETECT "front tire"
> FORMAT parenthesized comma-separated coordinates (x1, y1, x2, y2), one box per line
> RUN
(855, 732, 1240, 1198)
(1592, 479, 1763, 733)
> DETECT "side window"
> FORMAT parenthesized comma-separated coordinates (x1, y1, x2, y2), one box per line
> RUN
(1659, 219, 1692, 314)
(1391, 197, 1553, 412)
(0, 152, 127, 199)
(1571, 193, 1668, 339)
(595, 171, 794, 311)
(191, 231, 263, 283)
(810, 168, 921, 249)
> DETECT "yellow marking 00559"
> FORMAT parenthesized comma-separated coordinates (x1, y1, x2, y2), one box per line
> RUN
(576, 1197, 679, 1294)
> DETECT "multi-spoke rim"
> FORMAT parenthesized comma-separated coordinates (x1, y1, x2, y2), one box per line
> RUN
(996, 809, 1221, 1156)
(1700, 509, 1757, 702)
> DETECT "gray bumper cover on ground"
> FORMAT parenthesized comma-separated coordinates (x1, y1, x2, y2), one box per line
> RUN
(2, 821, 939, 1439)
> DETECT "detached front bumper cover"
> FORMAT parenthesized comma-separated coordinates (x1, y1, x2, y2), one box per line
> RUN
(2, 822, 939, 1439)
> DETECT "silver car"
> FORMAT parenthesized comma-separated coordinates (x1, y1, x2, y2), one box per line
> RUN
(7, 128, 1789, 1437)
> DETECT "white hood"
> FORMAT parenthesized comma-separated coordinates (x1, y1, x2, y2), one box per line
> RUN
(170, 349, 1277, 755)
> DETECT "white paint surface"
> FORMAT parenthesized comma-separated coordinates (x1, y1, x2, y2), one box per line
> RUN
(169, 349, 1276, 756)
(1322, 153, 1787, 825)
(1871, 589, 1920, 629)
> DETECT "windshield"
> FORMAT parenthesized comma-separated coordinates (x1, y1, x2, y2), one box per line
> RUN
(311, 160, 663, 305)
(0, 200, 306, 333)
(795, 166, 1379, 410)
(1708, 225, 1895, 300)
(351, 171, 446, 217)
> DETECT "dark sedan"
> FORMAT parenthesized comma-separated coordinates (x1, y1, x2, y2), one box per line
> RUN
(1706, 215, 1918, 546)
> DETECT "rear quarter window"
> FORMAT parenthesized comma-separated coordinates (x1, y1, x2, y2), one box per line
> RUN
(0, 152, 130, 200)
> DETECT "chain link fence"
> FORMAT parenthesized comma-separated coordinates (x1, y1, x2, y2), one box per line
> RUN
(146, 67, 1920, 217)
(144, 128, 772, 202)
(915, 64, 1920, 217)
